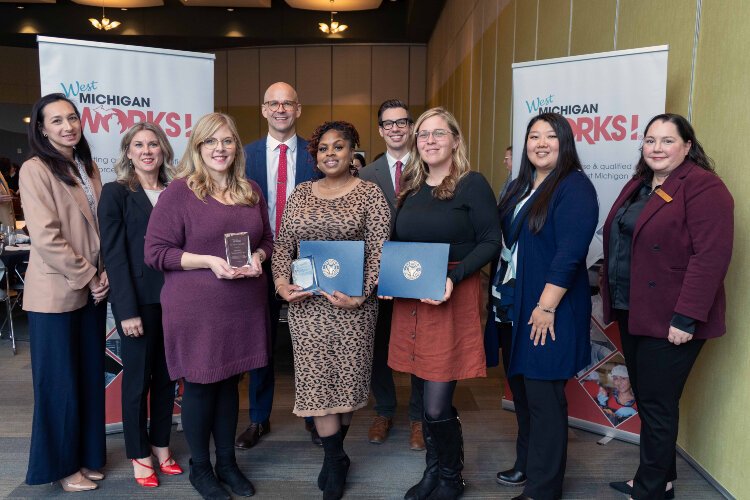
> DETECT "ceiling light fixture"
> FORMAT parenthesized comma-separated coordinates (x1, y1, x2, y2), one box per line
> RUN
(89, 4, 121, 31)
(319, 0, 347, 34)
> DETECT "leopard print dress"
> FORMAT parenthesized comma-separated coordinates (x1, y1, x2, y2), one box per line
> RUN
(272, 180, 391, 417)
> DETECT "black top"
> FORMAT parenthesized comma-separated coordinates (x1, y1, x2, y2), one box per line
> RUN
(393, 171, 502, 284)
(608, 180, 696, 333)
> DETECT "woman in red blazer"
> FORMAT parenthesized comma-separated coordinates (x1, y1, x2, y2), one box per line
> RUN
(601, 114, 733, 500)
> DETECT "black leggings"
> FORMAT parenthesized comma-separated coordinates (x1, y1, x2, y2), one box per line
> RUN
(412, 375, 457, 420)
(181, 375, 240, 464)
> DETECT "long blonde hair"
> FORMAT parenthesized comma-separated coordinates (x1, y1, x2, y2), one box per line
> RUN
(113, 122, 174, 191)
(398, 107, 470, 205)
(175, 113, 258, 206)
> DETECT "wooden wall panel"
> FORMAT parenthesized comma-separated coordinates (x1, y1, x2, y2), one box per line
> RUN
(570, 0, 616, 55)
(513, 0, 537, 62)
(491, 1, 514, 192)
(617, 0, 697, 115)
(226, 49, 260, 143)
(332, 46, 372, 154)
(295, 46, 332, 139)
(478, 16, 498, 179)
(537, 0, 571, 59)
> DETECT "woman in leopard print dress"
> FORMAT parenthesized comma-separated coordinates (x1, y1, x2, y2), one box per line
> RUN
(272, 121, 390, 499)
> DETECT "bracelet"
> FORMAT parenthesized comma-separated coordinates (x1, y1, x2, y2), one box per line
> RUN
(254, 250, 265, 263)
(274, 283, 285, 300)
(537, 303, 556, 313)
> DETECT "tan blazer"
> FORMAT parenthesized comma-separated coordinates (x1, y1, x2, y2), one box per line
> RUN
(19, 157, 103, 313)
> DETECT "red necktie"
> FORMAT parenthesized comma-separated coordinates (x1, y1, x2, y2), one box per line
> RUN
(395, 160, 403, 195)
(275, 143, 289, 238)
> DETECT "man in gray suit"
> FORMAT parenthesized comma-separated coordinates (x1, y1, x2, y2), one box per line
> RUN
(359, 99, 424, 450)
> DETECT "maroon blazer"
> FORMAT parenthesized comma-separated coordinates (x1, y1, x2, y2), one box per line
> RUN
(601, 160, 734, 339)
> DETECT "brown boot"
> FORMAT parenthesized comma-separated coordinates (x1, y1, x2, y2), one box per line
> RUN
(410, 420, 426, 451)
(367, 415, 393, 444)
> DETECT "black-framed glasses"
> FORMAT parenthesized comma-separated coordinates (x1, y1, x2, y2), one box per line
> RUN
(379, 118, 411, 130)
(202, 138, 236, 149)
(415, 129, 453, 142)
(263, 100, 298, 112)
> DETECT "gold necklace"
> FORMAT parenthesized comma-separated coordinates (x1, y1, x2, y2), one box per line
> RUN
(319, 176, 354, 191)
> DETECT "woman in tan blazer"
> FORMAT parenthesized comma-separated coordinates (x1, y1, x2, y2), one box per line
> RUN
(20, 93, 110, 492)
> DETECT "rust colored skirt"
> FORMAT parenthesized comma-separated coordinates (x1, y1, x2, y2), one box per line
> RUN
(388, 270, 486, 382)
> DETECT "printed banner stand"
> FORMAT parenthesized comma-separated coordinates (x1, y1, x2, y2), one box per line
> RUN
(507, 45, 669, 443)
(38, 36, 215, 432)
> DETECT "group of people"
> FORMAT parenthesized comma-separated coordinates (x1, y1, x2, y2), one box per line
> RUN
(18, 79, 732, 500)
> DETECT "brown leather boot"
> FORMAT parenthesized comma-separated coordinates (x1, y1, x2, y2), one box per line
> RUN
(410, 420, 426, 451)
(368, 415, 393, 444)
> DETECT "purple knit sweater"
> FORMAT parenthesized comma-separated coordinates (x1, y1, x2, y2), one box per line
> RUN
(145, 179, 273, 383)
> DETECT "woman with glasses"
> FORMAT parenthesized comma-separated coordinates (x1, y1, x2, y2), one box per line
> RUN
(98, 122, 183, 488)
(145, 113, 273, 500)
(388, 107, 501, 500)
(494, 113, 598, 500)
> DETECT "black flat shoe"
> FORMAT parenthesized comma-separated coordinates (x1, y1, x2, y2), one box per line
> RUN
(496, 468, 527, 487)
(609, 481, 675, 499)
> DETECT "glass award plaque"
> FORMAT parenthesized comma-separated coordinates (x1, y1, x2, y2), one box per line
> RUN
(292, 256, 319, 292)
(224, 232, 252, 268)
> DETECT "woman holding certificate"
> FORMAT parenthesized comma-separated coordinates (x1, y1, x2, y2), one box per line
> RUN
(272, 121, 390, 500)
(494, 113, 598, 500)
(388, 107, 501, 500)
(145, 113, 273, 500)
(99, 122, 183, 488)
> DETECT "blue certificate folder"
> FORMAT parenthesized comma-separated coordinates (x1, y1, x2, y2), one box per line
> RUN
(378, 242, 450, 301)
(299, 240, 365, 296)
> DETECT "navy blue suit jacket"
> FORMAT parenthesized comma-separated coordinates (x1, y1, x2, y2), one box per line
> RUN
(243, 135, 318, 201)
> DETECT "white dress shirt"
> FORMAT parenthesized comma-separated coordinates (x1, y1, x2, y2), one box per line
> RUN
(385, 151, 410, 191)
(265, 134, 298, 238)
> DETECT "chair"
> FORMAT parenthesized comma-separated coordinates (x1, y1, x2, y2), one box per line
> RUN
(0, 260, 16, 355)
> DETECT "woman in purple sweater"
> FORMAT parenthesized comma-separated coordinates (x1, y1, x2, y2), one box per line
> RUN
(145, 113, 273, 500)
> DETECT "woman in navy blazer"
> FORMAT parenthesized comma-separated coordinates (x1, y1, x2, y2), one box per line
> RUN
(602, 114, 733, 499)
(99, 122, 183, 487)
(495, 113, 598, 500)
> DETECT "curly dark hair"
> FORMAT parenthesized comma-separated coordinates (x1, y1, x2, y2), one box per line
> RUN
(307, 121, 360, 164)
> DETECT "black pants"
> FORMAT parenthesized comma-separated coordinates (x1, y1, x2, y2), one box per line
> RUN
(510, 376, 568, 500)
(615, 310, 704, 500)
(182, 375, 241, 464)
(371, 299, 423, 420)
(498, 321, 530, 473)
(120, 304, 175, 459)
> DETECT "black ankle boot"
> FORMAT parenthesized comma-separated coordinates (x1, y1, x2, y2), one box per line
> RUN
(189, 459, 231, 500)
(321, 431, 350, 500)
(215, 457, 255, 497)
(405, 416, 439, 500)
(425, 410, 465, 500)
(317, 426, 351, 490)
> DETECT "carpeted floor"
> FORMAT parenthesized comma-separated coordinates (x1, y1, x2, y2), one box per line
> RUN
(0, 311, 724, 499)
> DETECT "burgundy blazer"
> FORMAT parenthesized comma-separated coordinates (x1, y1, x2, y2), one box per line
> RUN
(601, 160, 734, 339)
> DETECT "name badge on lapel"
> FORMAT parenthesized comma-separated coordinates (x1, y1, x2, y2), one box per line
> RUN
(654, 187, 672, 203)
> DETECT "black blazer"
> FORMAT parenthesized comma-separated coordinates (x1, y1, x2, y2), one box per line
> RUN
(98, 181, 164, 321)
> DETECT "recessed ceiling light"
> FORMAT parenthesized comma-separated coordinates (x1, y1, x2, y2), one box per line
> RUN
(23, 117, 31, 124)
(121, 8, 128, 10)
(17, 5, 24, 9)
(227, 8, 234, 11)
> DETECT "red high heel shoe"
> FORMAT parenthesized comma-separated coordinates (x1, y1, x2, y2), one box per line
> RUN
(154, 453, 183, 475)
(132, 459, 159, 488)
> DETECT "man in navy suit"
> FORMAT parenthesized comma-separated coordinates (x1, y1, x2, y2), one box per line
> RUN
(235, 81, 319, 449)
(359, 99, 424, 450)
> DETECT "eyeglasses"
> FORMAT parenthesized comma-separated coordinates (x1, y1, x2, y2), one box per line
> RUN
(415, 129, 453, 142)
(379, 118, 411, 130)
(202, 138, 236, 149)
(263, 100, 298, 112)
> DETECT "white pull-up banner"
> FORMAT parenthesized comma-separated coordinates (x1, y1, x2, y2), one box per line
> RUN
(37, 36, 214, 431)
(38, 36, 214, 184)
(510, 46, 669, 443)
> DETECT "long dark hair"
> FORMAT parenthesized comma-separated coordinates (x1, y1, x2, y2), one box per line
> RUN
(499, 113, 583, 233)
(28, 93, 94, 186)
(634, 113, 714, 180)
